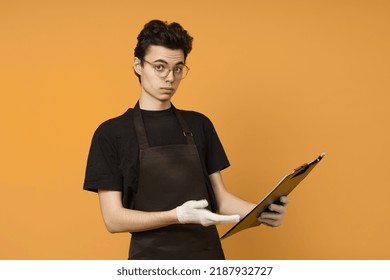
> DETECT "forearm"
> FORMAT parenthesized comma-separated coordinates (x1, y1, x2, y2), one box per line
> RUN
(98, 190, 179, 233)
(209, 172, 289, 227)
(216, 191, 255, 219)
(105, 208, 179, 233)
(209, 172, 255, 219)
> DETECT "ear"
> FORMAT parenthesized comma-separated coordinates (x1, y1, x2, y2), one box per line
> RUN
(134, 57, 142, 76)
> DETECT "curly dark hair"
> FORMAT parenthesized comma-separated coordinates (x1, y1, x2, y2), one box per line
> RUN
(134, 20, 193, 81)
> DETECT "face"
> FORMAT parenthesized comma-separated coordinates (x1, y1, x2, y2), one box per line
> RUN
(134, 45, 185, 109)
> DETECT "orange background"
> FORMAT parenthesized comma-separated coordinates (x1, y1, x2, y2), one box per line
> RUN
(1, 0, 390, 259)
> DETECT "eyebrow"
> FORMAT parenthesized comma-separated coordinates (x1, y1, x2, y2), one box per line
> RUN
(152, 59, 185, 65)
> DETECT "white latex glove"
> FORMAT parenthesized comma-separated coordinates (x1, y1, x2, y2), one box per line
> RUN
(176, 199, 240, 227)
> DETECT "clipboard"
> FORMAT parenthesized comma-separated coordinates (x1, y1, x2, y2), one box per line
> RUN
(220, 152, 326, 240)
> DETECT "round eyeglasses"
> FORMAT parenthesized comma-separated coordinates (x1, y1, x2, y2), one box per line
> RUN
(143, 60, 190, 80)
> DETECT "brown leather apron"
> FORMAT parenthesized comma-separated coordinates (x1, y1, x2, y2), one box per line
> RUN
(128, 102, 224, 260)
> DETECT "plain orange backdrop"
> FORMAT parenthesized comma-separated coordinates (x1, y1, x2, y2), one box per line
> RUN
(1, 0, 390, 259)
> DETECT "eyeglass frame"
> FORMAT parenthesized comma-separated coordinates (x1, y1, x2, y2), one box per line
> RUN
(142, 59, 190, 80)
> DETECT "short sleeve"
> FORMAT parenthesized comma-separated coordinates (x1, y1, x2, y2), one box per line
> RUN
(203, 118, 230, 174)
(83, 127, 123, 192)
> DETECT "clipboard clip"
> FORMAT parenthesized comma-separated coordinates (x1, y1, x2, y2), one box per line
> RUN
(294, 163, 308, 172)
(292, 152, 325, 178)
(294, 152, 325, 172)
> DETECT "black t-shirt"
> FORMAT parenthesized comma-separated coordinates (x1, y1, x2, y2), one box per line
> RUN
(83, 106, 230, 209)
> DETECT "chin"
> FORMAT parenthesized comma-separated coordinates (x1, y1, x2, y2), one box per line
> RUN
(160, 91, 176, 99)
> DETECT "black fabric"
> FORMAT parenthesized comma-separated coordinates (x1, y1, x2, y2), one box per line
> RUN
(83, 105, 230, 210)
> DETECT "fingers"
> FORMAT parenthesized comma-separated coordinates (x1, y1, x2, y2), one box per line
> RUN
(179, 199, 240, 227)
(257, 196, 288, 227)
(266, 196, 288, 214)
(259, 211, 282, 220)
(201, 211, 240, 226)
(268, 203, 286, 214)
(176, 199, 209, 224)
(209, 212, 240, 223)
(280, 196, 289, 205)
(189, 199, 209, 209)
(258, 216, 283, 227)
(258, 210, 284, 227)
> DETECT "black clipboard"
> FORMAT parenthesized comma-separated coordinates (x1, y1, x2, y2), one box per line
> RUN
(220, 152, 325, 240)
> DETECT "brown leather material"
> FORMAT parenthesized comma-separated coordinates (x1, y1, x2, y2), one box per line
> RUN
(128, 102, 224, 260)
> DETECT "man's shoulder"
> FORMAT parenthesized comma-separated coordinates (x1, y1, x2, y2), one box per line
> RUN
(178, 108, 212, 124)
(95, 108, 134, 136)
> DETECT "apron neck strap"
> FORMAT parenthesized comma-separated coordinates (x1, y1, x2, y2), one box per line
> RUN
(171, 104, 195, 145)
(133, 101, 149, 149)
(133, 101, 195, 149)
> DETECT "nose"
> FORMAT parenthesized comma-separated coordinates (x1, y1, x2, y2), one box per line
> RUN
(164, 69, 175, 82)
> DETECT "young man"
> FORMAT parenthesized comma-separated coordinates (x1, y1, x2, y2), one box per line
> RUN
(83, 20, 288, 260)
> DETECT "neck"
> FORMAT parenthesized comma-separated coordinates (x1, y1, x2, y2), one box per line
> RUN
(139, 95, 171, 111)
